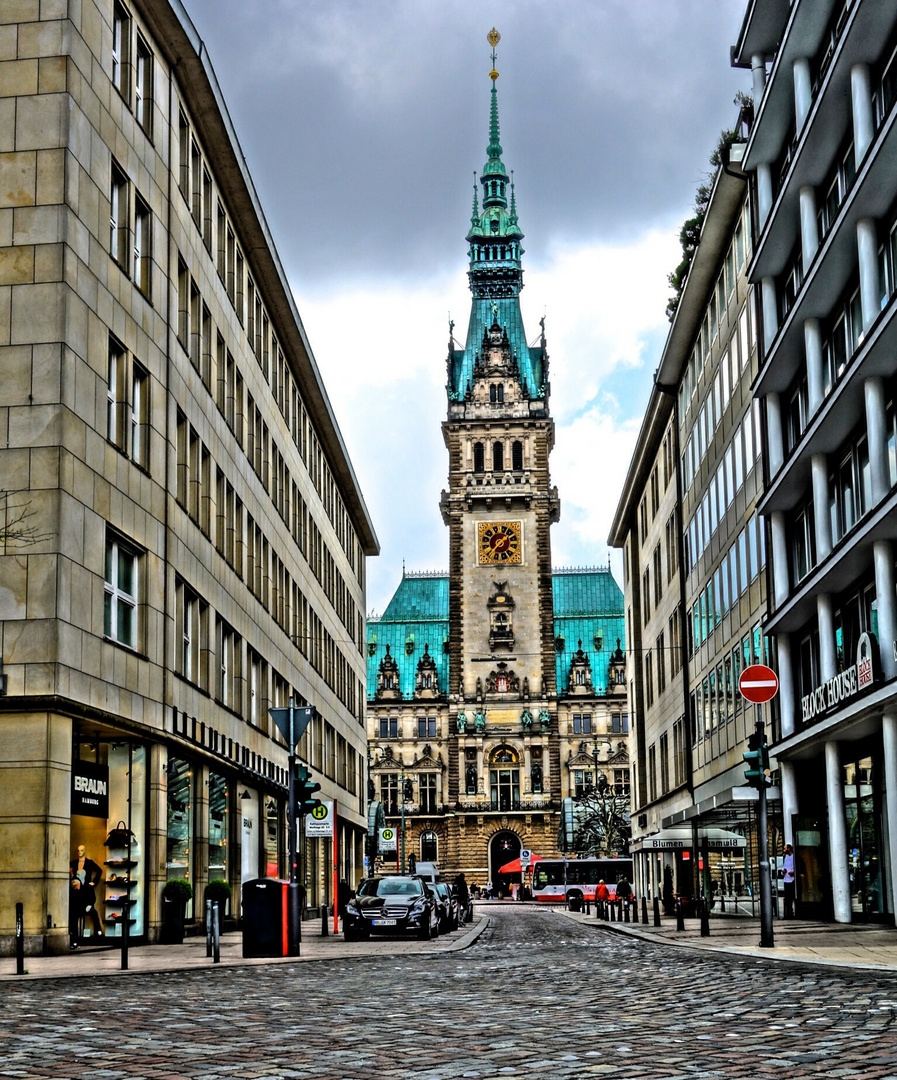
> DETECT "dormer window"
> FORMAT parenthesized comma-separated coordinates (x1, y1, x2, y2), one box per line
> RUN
(489, 384, 504, 403)
(490, 219, 499, 233)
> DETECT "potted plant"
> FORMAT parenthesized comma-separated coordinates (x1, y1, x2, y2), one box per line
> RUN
(160, 878, 193, 944)
(204, 878, 232, 919)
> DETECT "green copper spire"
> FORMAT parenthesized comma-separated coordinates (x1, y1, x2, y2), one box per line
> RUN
(447, 29, 545, 403)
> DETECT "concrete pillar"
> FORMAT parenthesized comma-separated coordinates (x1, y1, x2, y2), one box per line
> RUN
(882, 714, 897, 920)
(851, 64, 874, 166)
(762, 276, 779, 350)
(865, 376, 890, 505)
(778, 632, 796, 739)
(793, 57, 813, 131)
(825, 740, 852, 923)
(799, 186, 819, 273)
(805, 318, 824, 414)
(752, 53, 767, 102)
(757, 164, 774, 229)
(779, 759, 798, 846)
(770, 511, 790, 608)
(874, 540, 897, 681)
(857, 218, 881, 332)
(817, 593, 838, 683)
(811, 453, 832, 562)
(766, 393, 785, 476)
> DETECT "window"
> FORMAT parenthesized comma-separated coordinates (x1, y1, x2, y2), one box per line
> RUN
(473, 442, 484, 473)
(419, 774, 437, 813)
(492, 441, 504, 471)
(650, 466, 660, 517)
(611, 711, 629, 734)
(112, 2, 131, 101)
(642, 569, 650, 626)
(110, 161, 129, 267)
(653, 544, 662, 607)
(176, 579, 207, 688)
(665, 512, 678, 582)
(380, 773, 398, 816)
(417, 717, 437, 738)
(135, 33, 153, 136)
(133, 194, 152, 296)
(216, 618, 242, 711)
(613, 768, 630, 798)
(656, 632, 666, 693)
(512, 441, 523, 471)
(130, 360, 149, 468)
(644, 652, 654, 707)
(104, 533, 138, 649)
(107, 337, 126, 450)
(571, 714, 592, 735)
(420, 831, 438, 862)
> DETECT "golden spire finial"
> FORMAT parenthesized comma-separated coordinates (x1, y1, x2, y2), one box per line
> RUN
(488, 27, 500, 81)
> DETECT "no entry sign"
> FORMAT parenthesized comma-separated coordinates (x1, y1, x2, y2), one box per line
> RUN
(739, 664, 779, 704)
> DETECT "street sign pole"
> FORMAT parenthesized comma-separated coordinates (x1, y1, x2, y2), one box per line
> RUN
(287, 702, 301, 957)
(333, 800, 339, 936)
(756, 709, 774, 949)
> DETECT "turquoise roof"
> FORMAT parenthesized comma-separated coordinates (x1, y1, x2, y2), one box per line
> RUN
(449, 79, 545, 401)
(367, 568, 625, 701)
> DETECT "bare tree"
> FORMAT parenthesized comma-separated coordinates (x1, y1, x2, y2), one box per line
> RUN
(573, 778, 631, 858)
(0, 489, 51, 549)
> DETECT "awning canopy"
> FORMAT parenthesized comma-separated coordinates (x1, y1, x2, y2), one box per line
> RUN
(630, 825, 747, 853)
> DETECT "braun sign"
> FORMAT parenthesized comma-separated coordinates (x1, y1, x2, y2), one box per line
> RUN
(801, 632, 877, 724)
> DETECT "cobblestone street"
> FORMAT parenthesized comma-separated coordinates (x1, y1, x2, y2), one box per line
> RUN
(4, 906, 897, 1079)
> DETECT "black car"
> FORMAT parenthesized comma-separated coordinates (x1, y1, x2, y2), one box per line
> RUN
(431, 882, 458, 932)
(343, 876, 439, 940)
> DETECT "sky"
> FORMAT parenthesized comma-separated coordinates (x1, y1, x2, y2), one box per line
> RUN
(182, 0, 749, 616)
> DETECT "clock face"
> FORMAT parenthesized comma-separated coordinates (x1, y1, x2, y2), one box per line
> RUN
(477, 521, 522, 564)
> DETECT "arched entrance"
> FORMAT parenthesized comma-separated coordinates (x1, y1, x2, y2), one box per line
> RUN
(490, 831, 521, 899)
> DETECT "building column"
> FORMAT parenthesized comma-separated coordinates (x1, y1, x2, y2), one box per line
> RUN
(778, 631, 796, 738)
(874, 540, 897, 681)
(523, 745, 532, 794)
(811, 453, 832, 562)
(751, 53, 767, 102)
(804, 318, 824, 414)
(799, 186, 819, 273)
(770, 510, 790, 607)
(779, 759, 798, 847)
(857, 218, 881, 332)
(757, 164, 774, 229)
(825, 740, 852, 923)
(865, 376, 890, 505)
(851, 63, 875, 166)
(817, 593, 838, 683)
(762, 276, 779, 351)
(766, 393, 785, 475)
(793, 57, 813, 131)
(882, 714, 897, 919)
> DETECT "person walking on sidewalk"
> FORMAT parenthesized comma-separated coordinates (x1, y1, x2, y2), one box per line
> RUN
(782, 844, 796, 918)
(616, 875, 633, 918)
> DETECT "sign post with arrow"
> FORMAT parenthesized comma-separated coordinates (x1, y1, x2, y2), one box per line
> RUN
(269, 700, 315, 957)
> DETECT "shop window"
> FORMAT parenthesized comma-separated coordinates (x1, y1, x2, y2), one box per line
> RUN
(104, 533, 139, 649)
(265, 798, 282, 878)
(166, 757, 194, 917)
(208, 772, 229, 886)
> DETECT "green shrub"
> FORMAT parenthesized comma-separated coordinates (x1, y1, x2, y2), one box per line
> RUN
(162, 878, 193, 903)
(205, 879, 232, 909)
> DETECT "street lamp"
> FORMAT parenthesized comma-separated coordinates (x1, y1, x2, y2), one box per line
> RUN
(399, 768, 413, 873)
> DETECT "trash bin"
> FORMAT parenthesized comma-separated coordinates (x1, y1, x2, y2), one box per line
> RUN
(242, 878, 289, 958)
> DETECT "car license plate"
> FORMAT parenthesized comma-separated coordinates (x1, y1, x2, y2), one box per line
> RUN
(372, 918, 397, 926)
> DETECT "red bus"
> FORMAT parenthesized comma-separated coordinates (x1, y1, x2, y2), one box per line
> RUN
(530, 857, 634, 904)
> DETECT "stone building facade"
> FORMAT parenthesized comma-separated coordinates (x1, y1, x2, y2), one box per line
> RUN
(0, 0, 377, 953)
(365, 50, 627, 890)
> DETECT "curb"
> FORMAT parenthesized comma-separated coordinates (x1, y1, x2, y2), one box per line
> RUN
(557, 907, 897, 975)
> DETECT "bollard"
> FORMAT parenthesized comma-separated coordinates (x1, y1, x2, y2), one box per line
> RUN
(211, 902, 220, 963)
(700, 897, 710, 937)
(641, 896, 649, 925)
(610, 900, 617, 922)
(15, 903, 24, 976)
(676, 899, 685, 932)
(584, 898, 590, 915)
(604, 900, 610, 922)
(206, 899, 212, 957)
(719, 892, 725, 913)
(653, 896, 661, 927)
(623, 899, 630, 923)
(321, 903, 329, 937)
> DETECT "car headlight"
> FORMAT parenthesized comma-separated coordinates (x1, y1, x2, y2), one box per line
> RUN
(409, 898, 426, 913)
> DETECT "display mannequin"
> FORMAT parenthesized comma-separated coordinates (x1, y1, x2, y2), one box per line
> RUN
(69, 844, 104, 948)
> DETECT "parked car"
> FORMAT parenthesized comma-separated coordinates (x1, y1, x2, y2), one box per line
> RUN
(431, 882, 458, 932)
(343, 876, 439, 940)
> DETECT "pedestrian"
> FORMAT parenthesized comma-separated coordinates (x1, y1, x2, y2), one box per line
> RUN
(454, 871, 471, 922)
(486, 879, 494, 899)
(782, 843, 796, 918)
(595, 879, 610, 919)
(616, 875, 633, 916)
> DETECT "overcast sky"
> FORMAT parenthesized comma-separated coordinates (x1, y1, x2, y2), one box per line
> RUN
(182, 0, 749, 615)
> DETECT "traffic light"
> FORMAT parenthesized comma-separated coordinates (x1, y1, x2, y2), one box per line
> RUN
(743, 731, 772, 788)
(294, 763, 322, 816)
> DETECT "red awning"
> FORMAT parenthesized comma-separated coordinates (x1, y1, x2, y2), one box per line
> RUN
(498, 854, 543, 874)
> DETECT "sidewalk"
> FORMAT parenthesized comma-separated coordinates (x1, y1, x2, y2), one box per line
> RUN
(559, 904, 897, 973)
(0, 912, 489, 983)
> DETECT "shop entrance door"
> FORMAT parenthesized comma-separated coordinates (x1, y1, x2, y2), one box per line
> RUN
(844, 754, 888, 922)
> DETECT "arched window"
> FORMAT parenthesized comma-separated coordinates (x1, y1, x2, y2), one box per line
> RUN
(492, 442, 504, 471)
(512, 441, 523, 470)
(420, 830, 438, 862)
(473, 442, 484, 473)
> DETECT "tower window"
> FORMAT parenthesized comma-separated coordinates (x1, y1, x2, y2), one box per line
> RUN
(492, 442, 504, 471)
(474, 442, 485, 473)
(489, 384, 504, 403)
(512, 441, 523, 470)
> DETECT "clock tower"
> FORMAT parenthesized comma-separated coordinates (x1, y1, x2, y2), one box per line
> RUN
(365, 30, 627, 889)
